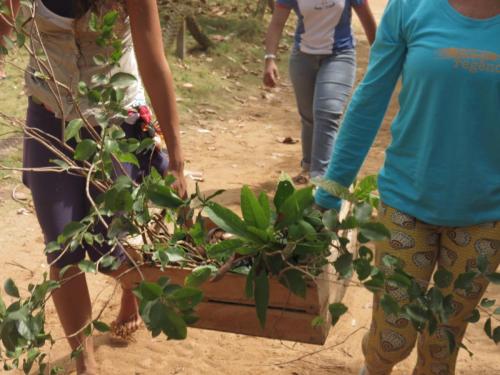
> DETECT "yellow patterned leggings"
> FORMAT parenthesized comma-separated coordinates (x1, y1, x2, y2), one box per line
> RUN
(363, 204, 500, 375)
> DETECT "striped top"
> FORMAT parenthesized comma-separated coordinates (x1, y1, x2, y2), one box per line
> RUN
(276, 0, 365, 54)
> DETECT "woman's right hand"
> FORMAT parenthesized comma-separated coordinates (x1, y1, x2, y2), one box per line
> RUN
(263, 59, 279, 88)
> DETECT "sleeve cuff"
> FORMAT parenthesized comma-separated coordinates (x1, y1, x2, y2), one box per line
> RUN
(315, 188, 342, 211)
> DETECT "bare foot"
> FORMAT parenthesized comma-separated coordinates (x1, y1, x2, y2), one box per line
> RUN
(75, 337, 99, 375)
(110, 287, 142, 341)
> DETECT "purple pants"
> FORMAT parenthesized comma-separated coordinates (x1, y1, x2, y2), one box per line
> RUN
(23, 98, 169, 270)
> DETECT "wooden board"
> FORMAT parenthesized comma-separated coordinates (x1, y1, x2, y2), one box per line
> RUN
(191, 300, 329, 345)
(165, 267, 323, 313)
(163, 266, 332, 345)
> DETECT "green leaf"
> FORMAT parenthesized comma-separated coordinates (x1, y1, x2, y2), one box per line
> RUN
(254, 271, 269, 328)
(147, 184, 184, 209)
(388, 270, 413, 289)
(109, 72, 137, 89)
(353, 175, 378, 200)
(434, 267, 453, 289)
(477, 254, 489, 274)
(93, 54, 107, 66)
(245, 267, 255, 298)
(0, 293, 6, 316)
(103, 10, 119, 26)
(381, 294, 400, 315)
(382, 254, 402, 269)
(454, 271, 477, 290)
(58, 221, 86, 243)
(329, 302, 348, 326)
(480, 298, 496, 308)
(16, 32, 25, 48)
(169, 288, 203, 310)
(207, 239, 244, 260)
(137, 138, 155, 153)
(486, 272, 500, 284)
(74, 139, 97, 161)
(354, 258, 372, 281)
(165, 246, 186, 263)
(334, 253, 353, 278)
(277, 186, 314, 228)
(444, 328, 457, 353)
(405, 304, 428, 324)
(359, 222, 390, 241)
(93, 320, 110, 332)
(184, 266, 212, 288)
(240, 186, 268, 230)
(311, 316, 325, 328)
(273, 180, 294, 211)
(204, 201, 257, 241)
(88, 13, 98, 31)
(258, 192, 271, 225)
(135, 281, 163, 302)
(354, 202, 373, 223)
(107, 217, 136, 238)
(279, 269, 307, 298)
(45, 241, 61, 254)
(148, 302, 187, 340)
(484, 317, 492, 338)
(322, 209, 338, 231)
(4, 278, 20, 298)
(465, 308, 480, 323)
(116, 152, 139, 167)
(494, 307, 500, 315)
(78, 260, 97, 274)
(493, 327, 500, 344)
(64, 119, 83, 142)
(2, 35, 14, 50)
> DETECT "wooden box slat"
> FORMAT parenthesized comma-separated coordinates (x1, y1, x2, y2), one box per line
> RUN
(163, 266, 333, 344)
(191, 300, 329, 345)
(165, 267, 322, 313)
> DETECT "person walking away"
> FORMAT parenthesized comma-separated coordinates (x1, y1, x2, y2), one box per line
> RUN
(263, 0, 376, 184)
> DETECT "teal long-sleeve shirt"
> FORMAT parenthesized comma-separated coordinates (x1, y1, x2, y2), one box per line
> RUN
(315, 0, 500, 227)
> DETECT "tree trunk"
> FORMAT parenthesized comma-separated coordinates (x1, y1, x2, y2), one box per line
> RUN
(186, 15, 213, 50)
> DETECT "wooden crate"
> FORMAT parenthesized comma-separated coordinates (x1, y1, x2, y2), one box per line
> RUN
(161, 204, 357, 345)
(164, 265, 337, 345)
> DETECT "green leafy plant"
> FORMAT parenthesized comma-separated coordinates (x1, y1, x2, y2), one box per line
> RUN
(0, 2, 499, 374)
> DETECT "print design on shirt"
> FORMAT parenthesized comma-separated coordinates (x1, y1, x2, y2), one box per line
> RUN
(439, 48, 500, 74)
(314, 0, 337, 10)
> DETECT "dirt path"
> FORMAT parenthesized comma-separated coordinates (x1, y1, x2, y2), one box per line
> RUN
(1, 1, 499, 374)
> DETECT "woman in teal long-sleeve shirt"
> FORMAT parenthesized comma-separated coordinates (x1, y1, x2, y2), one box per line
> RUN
(316, 0, 500, 374)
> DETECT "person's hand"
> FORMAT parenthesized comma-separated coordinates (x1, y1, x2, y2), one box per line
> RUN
(263, 59, 279, 88)
(167, 165, 187, 199)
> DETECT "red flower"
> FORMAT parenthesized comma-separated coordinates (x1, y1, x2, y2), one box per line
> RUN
(138, 105, 152, 124)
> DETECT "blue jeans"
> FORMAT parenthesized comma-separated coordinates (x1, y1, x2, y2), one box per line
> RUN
(289, 48, 356, 178)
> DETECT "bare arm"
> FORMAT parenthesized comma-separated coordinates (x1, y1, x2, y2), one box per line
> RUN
(0, 0, 19, 35)
(0, 0, 20, 77)
(263, 5, 291, 87)
(125, 0, 186, 195)
(353, 1, 377, 46)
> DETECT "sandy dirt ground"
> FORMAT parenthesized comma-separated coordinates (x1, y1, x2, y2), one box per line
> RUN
(0, 1, 499, 374)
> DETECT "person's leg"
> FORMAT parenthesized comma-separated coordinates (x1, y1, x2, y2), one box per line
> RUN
(310, 49, 356, 178)
(362, 204, 440, 375)
(288, 49, 319, 175)
(25, 99, 97, 374)
(413, 222, 500, 375)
